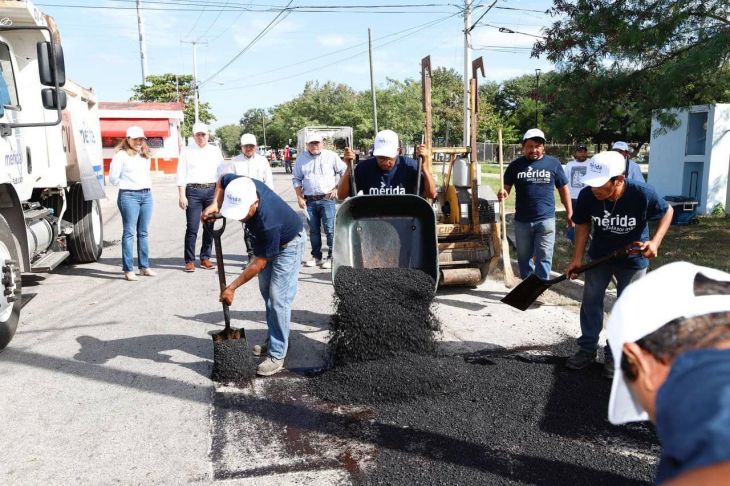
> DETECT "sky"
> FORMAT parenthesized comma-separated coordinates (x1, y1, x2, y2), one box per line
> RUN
(37, 0, 557, 128)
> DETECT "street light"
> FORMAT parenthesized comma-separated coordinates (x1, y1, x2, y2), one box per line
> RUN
(534, 68, 541, 127)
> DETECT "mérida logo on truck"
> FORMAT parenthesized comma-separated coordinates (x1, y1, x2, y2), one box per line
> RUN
(0, 1, 105, 350)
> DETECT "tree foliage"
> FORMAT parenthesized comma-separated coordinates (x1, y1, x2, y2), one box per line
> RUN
(215, 124, 244, 157)
(130, 74, 216, 138)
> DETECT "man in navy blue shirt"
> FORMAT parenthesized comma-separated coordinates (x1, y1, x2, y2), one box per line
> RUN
(605, 262, 730, 484)
(498, 128, 572, 280)
(337, 129, 437, 199)
(203, 174, 305, 376)
(565, 150, 673, 377)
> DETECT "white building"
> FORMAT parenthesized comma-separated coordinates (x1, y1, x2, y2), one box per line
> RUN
(648, 103, 730, 214)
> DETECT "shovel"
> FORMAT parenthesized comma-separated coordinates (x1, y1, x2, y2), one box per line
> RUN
(204, 215, 245, 342)
(501, 247, 630, 311)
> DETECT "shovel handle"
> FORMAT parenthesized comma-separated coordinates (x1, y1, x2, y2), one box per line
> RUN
(204, 217, 232, 331)
(567, 247, 631, 279)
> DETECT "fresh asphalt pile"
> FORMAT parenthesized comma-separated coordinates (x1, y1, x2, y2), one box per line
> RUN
(328, 267, 439, 365)
(211, 340, 256, 384)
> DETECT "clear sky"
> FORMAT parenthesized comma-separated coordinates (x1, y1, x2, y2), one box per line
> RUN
(37, 0, 556, 128)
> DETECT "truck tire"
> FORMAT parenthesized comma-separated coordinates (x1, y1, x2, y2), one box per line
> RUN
(66, 184, 103, 263)
(0, 214, 21, 351)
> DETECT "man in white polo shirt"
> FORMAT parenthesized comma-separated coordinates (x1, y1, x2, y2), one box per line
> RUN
(292, 132, 347, 269)
(176, 122, 224, 272)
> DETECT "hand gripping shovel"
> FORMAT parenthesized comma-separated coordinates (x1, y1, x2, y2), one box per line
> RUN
(501, 247, 630, 311)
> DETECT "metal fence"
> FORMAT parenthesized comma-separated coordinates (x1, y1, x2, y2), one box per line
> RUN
(427, 142, 585, 164)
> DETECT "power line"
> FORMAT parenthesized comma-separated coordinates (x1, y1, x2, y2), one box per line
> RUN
(183, 0, 210, 39)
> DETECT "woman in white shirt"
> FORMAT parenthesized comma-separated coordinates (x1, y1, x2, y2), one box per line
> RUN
(109, 126, 155, 281)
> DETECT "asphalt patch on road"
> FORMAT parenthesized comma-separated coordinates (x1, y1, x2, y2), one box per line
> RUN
(308, 342, 659, 485)
(211, 340, 256, 385)
(329, 267, 439, 365)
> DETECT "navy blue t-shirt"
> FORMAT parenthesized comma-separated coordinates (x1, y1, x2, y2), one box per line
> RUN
(220, 174, 303, 259)
(655, 348, 730, 483)
(572, 180, 669, 269)
(354, 156, 422, 195)
(503, 155, 567, 222)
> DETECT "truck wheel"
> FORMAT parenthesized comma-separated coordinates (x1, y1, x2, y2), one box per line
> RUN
(66, 184, 103, 263)
(0, 214, 21, 351)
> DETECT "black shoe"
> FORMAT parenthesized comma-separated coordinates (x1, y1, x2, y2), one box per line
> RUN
(602, 354, 615, 379)
(565, 350, 597, 370)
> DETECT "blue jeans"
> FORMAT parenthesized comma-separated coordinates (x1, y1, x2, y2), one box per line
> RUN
(184, 186, 215, 263)
(578, 262, 646, 353)
(514, 218, 555, 280)
(258, 231, 306, 359)
(306, 198, 335, 260)
(117, 189, 153, 272)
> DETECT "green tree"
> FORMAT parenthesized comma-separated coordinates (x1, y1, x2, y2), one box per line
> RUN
(215, 124, 243, 157)
(130, 74, 216, 138)
(239, 108, 270, 146)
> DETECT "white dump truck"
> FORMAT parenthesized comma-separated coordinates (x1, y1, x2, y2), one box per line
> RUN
(0, 1, 105, 349)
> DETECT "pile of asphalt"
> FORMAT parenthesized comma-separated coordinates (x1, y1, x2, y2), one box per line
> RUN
(309, 343, 660, 485)
(329, 267, 439, 365)
(211, 339, 256, 385)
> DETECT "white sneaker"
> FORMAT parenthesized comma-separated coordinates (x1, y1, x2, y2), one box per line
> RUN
(321, 258, 332, 269)
(124, 272, 138, 281)
(139, 268, 157, 277)
(304, 259, 322, 267)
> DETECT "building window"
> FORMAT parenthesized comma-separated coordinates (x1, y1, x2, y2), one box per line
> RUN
(686, 111, 708, 156)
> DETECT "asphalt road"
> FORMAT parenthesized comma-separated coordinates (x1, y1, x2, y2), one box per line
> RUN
(0, 168, 612, 485)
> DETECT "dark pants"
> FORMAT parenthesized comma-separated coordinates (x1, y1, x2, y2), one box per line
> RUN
(184, 185, 215, 263)
(242, 224, 254, 260)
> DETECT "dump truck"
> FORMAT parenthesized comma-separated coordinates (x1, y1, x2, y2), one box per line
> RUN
(0, 1, 106, 350)
(296, 126, 353, 157)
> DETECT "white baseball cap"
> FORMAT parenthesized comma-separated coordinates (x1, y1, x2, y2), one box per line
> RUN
(522, 128, 546, 142)
(372, 129, 399, 158)
(580, 151, 626, 187)
(607, 262, 730, 425)
(126, 126, 146, 139)
(220, 177, 258, 221)
(305, 132, 323, 144)
(192, 122, 208, 135)
(612, 141, 630, 152)
(240, 133, 257, 146)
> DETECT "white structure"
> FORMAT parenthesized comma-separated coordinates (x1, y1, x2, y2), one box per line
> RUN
(648, 103, 730, 213)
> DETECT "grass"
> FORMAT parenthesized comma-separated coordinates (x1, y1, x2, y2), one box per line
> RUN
(549, 212, 730, 275)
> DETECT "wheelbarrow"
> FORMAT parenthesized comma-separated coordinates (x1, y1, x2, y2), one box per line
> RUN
(331, 194, 439, 291)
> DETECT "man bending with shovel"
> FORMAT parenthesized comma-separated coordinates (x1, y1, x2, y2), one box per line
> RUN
(203, 174, 305, 376)
(564, 151, 673, 378)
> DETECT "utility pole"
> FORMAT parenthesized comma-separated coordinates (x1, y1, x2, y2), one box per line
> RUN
(368, 28, 378, 136)
(262, 112, 267, 147)
(135, 0, 149, 85)
(181, 40, 207, 123)
(535, 68, 541, 127)
(463, 0, 472, 146)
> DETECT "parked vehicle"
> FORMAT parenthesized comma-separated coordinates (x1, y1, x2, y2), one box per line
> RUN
(0, 1, 105, 350)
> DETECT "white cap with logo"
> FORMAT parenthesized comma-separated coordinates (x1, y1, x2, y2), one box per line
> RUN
(522, 128, 546, 142)
(240, 133, 257, 146)
(126, 126, 146, 139)
(372, 129, 399, 158)
(192, 122, 209, 135)
(612, 141, 630, 152)
(606, 262, 730, 425)
(305, 132, 323, 144)
(580, 151, 626, 187)
(220, 177, 258, 221)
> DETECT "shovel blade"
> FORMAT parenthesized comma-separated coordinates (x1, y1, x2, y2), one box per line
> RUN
(501, 274, 552, 311)
(212, 327, 244, 342)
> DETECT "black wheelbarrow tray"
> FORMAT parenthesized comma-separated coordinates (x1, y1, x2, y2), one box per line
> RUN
(331, 194, 439, 292)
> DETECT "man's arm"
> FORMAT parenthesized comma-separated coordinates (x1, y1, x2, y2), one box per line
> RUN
(558, 184, 573, 228)
(337, 164, 353, 200)
(566, 222, 590, 278)
(201, 177, 226, 221)
(636, 205, 673, 258)
(176, 151, 188, 209)
(220, 256, 269, 305)
(497, 184, 512, 201)
(294, 186, 306, 209)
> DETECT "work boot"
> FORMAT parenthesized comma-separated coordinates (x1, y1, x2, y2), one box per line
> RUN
(321, 258, 332, 269)
(124, 271, 139, 281)
(602, 352, 615, 380)
(184, 262, 195, 272)
(565, 350, 597, 370)
(304, 258, 322, 268)
(139, 268, 157, 277)
(256, 356, 285, 376)
(200, 259, 216, 270)
(252, 342, 268, 357)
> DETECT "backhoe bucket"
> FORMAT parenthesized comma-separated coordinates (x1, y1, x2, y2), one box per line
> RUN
(332, 195, 439, 291)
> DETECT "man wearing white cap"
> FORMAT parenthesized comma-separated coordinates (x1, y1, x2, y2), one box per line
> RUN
(498, 128, 572, 280)
(292, 132, 347, 269)
(202, 174, 305, 376)
(606, 262, 730, 484)
(338, 129, 436, 199)
(217, 133, 273, 265)
(612, 141, 643, 182)
(176, 122, 224, 272)
(565, 150, 673, 376)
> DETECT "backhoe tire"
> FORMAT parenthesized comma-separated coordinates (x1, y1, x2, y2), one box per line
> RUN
(66, 184, 103, 263)
(0, 214, 21, 351)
